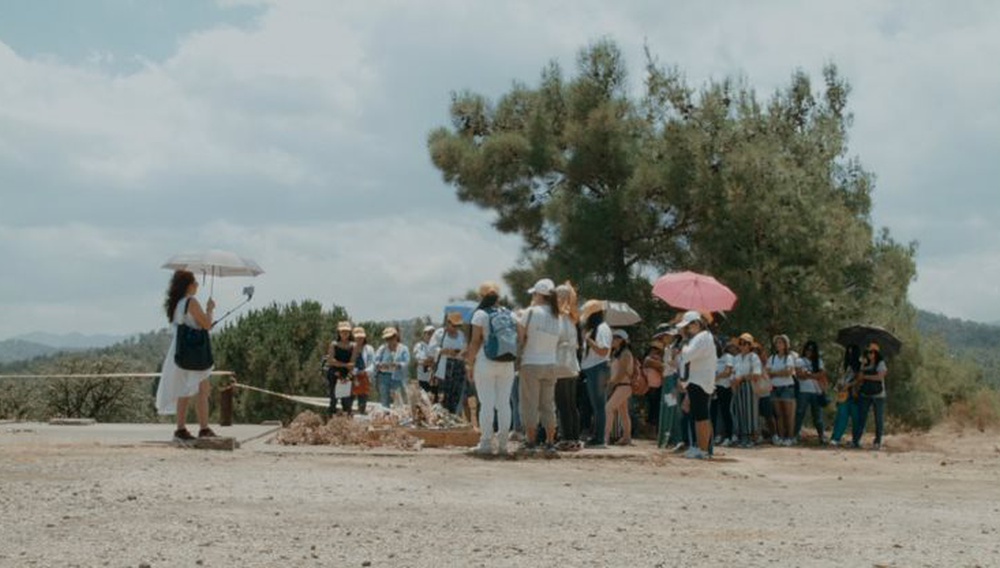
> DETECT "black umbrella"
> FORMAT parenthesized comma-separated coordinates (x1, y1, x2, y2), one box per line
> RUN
(836, 324, 903, 357)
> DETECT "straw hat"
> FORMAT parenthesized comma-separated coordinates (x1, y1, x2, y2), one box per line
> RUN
(337, 320, 352, 332)
(381, 327, 399, 340)
(446, 312, 464, 326)
(580, 299, 605, 321)
(738, 332, 755, 344)
(352, 326, 367, 339)
(772, 334, 791, 349)
(478, 281, 500, 298)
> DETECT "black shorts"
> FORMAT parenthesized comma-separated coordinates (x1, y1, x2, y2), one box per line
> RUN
(686, 383, 711, 422)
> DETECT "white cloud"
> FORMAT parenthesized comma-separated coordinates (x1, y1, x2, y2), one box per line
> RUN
(2, 0, 1000, 341)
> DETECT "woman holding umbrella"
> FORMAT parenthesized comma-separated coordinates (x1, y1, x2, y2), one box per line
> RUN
(580, 300, 613, 448)
(852, 342, 888, 450)
(157, 270, 218, 442)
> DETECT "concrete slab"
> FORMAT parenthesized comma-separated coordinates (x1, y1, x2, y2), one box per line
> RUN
(0, 422, 280, 448)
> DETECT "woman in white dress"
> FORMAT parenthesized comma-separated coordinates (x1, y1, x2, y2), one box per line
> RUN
(156, 270, 217, 442)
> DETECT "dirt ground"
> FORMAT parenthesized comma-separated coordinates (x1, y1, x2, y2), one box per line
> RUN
(1, 425, 999, 568)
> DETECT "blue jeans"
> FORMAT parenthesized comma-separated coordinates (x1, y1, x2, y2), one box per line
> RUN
(831, 398, 857, 442)
(853, 396, 885, 446)
(582, 362, 610, 444)
(377, 372, 397, 407)
(794, 392, 826, 440)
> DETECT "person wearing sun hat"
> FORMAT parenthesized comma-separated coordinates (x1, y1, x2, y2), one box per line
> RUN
(517, 278, 562, 455)
(730, 331, 762, 448)
(432, 311, 469, 415)
(374, 326, 410, 408)
(852, 342, 888, 450)
(604, 328, 636, 446)
(350, 326, 374, 414)
(766, 333, 798, 446)
(324, 320, 358, 415)
(466, 281, 517, 455)
(579, 299, 613, 448)
(412, 325, 438, 400)
(676, 310, 717, 458)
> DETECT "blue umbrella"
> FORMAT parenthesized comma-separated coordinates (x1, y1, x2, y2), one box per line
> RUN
(443, 300, 478, 324)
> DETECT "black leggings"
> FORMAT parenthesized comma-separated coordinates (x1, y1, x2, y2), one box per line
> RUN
(710, 386, 734, 439)
(555, 376, 580, 441)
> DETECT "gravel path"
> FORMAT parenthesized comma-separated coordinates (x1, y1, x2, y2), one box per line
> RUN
(1, 428, 998, 567)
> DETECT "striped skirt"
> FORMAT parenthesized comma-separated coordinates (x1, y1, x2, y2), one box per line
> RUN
(733, 380, 758, 442)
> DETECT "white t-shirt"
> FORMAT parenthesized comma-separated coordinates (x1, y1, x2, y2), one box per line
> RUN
(412, 341, 433, 383)
(580, 322, 613, 370)
(681, 330, 717, 394)
(519, 305, 560, 366)
(431, 328, 467, 379)
(715, 353, 735, 388)
(767, 352, 798, 388)
(797, 356, 825, 394)
(732, 352, 762, 381)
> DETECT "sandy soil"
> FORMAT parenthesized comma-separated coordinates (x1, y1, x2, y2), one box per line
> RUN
(1, 426, 999, 568)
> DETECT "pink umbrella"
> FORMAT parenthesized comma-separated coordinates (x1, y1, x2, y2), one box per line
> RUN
(652, 271, 737, 312)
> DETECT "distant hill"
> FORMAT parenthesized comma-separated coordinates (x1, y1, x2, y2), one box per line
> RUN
(13, 332, 129, 350)
(917, 310, 1000, 388)
(0, 329, 170, 374)
(0, 339, 64, 364)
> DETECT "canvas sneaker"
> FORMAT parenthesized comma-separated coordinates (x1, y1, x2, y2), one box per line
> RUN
(173, 428, 196, 444)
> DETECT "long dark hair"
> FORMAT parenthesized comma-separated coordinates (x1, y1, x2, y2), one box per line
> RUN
(164, 270, 195, 322)
(843, 344, 861, 373)
(476, 292, 499, 312)
(612, 337, 631, 359)
(585, 311, 605, 340)
(801, 340, 821, 373)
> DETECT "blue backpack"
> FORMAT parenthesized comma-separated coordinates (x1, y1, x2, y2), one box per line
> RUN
(484, 307, 518, 362)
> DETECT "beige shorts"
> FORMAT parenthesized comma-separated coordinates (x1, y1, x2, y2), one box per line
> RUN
(519, 364, 557, 382)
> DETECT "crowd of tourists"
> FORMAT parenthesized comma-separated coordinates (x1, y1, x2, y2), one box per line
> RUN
(318, 278, 890, 458)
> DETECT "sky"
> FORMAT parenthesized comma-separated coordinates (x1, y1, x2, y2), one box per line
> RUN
(1, 0, 999, 340)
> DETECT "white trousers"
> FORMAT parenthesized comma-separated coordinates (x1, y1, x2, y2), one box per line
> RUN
(475, 358, 516, 448)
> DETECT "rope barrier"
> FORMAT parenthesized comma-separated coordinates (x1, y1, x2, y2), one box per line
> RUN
(230, 382, 329, 409)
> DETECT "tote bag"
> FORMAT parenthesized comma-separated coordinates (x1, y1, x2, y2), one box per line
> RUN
(174, 298, 214, 371)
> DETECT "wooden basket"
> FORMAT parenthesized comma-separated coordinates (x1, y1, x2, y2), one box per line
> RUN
(405, 427, 480, 448)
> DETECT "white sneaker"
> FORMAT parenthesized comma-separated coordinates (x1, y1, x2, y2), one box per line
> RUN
(771, 435, 780, 445)
(720, 438, 732, 448)
(829, 439, 840, 448)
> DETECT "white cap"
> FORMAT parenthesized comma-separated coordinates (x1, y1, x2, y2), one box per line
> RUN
(677, 310, 703, 328)
(527, 278, 556, 296)
(613, 329, 629, 341)
(423, 325, 436, 334)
